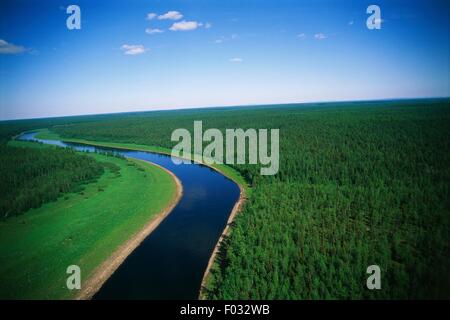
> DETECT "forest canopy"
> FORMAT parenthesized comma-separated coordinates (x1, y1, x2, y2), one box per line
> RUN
(47, 99, 450, 299)
(0, 144, 104, 218)
(1, 98, 449, 299)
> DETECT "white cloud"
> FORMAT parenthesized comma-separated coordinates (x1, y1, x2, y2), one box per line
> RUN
(297, 33, 306, 39)
(314, 33, 327, 40)
(121, 44, 147, 55)
(214, 34, 238, 44)
(229, 57, 243, 63)
(147, 12, 157, 20)
(145, 28, 163, 34)
(158, 11, 183, 20)
(169, 20, 200, 31)
(204, 22, 212, 29)
(348, 21, 354, 26)
(0, 39, 26, 54)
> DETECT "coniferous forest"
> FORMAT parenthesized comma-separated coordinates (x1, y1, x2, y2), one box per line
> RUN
(0, 144, 104, 218)
(1, 99, 449, 299)
(46, 99, 450, 299)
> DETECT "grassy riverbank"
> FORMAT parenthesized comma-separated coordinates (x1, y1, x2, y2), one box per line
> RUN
(0, 140, 178, 299)
(35, 129, 249, 193)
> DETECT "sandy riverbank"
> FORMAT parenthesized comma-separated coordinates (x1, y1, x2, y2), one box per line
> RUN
(198, 182, 246, 299)
(76, 160, 183, 300)
(31, 131, 246, 300)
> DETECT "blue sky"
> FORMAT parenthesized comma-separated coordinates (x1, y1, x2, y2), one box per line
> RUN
(0, 0, 449, 120)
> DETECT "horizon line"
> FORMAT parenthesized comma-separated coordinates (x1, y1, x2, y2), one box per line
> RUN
(1, 96, 449, 122)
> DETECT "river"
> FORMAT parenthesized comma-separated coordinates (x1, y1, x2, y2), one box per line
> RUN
(17, 132, 241, 299)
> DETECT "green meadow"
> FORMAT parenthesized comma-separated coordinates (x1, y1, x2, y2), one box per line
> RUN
(0, 140, 177, 299)
(34, 128, 248, 193)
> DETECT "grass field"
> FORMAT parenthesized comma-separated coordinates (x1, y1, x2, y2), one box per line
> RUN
(0, 140, 177, 299)
(34, 128, 249, 193)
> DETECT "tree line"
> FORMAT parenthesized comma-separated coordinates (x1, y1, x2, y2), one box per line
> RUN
(0, 144, 104, 218)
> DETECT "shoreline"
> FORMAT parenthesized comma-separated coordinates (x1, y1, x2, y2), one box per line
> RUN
(198, 182, 245, 299)
(76, 160, 183, 300)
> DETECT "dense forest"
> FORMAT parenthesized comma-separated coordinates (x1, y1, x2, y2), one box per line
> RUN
(47, 99, 450, 299)
(0, 144, 104, 218)
(1, 99, 449, 298)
